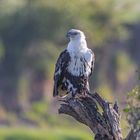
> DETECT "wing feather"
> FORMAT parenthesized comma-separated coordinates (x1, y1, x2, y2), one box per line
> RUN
(89, 49, 95, 76)
(53, 50, 70, 97)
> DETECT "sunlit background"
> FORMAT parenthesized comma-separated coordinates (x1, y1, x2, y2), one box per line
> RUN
(0, 0, 140, 139)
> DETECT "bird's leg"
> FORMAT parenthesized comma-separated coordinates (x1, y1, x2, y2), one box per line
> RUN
(77, 89, 89, 98)
(74, 92, 85, 99)
(59, 92, 73, 101)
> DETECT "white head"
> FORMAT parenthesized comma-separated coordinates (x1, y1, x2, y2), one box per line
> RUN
(66, 29, 88, 52)
(66, 29, 85, 41)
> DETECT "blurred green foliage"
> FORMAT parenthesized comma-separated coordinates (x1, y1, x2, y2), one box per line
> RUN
(124, 84, 140, 124)
(0, 127, 92, 140)
(124, 75, 140, 138)
(0, 0, 140, 139)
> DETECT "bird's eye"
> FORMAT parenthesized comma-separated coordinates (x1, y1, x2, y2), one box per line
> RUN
(72, 32, 78, 35)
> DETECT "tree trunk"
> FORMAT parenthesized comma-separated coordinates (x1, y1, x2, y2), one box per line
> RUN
(59, 92, 122, 140)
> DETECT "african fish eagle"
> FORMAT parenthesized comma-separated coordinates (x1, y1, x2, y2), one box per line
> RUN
(53, 29, 95, 97)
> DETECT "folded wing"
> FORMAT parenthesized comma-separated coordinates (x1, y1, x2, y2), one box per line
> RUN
(53, 50, 70, 97)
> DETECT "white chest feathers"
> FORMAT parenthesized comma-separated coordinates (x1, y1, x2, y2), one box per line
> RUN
(67, 49, 93, 76)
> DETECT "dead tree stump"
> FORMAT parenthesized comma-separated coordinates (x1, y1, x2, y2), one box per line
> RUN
(59, 92, 123, 140)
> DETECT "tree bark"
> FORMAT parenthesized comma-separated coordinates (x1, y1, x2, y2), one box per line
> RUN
(58, 92, 123, 140)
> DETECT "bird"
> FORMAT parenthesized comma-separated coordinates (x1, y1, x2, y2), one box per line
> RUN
(53, 29, 95, 98)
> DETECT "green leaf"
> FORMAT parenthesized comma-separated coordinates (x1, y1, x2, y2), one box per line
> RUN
(137, 95, 140, 100)
(123, 107, 130, 113)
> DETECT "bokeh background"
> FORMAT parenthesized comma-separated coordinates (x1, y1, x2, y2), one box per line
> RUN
(0, 0, 140, 139)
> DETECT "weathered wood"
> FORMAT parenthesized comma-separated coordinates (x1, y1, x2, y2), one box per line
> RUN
(59, 92, 123, 140)
(126, 130, 140, 140)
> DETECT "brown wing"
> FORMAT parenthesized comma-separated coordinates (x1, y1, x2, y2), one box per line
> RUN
(53, 49, 70, 97)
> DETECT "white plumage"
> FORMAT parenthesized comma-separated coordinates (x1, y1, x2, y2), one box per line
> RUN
(67, 49, 93, 77)
(53, 29, 95, 97)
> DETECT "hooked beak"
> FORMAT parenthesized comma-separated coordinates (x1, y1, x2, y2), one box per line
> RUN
(66, 32, 71, 38)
